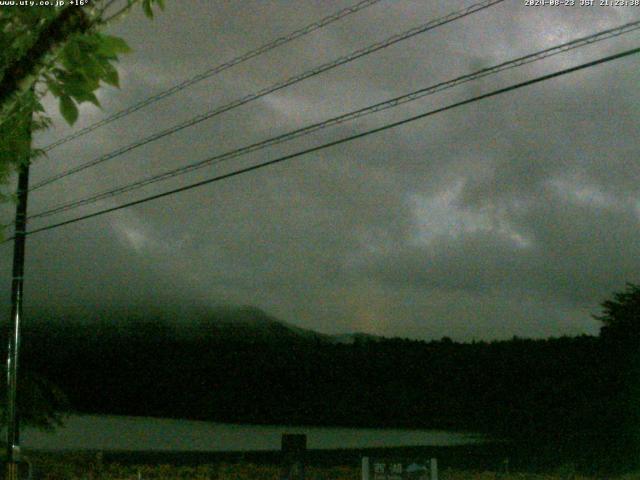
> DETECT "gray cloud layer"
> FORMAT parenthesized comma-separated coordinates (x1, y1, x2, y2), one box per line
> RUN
(1, 0, 638, 340)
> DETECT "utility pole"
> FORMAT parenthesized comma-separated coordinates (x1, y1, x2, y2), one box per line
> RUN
(5, 106, 32, 480)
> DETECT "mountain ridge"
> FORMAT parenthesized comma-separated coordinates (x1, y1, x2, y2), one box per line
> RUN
(19, 303, 382, 345)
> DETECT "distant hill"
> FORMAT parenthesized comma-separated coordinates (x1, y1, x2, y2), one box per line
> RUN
(188, 306, 384, 344)
(21, 304, 383, 345)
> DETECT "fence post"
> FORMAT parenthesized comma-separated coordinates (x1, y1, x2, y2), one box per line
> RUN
(362, 456, 370, 480)
(430, 458, 438, 480)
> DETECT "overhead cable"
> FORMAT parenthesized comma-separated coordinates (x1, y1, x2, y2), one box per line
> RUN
(13, 45, 639, 240)
(26, 19, 640, 222)
(30, 0, 505, 191)
(40, 0, 385, 152)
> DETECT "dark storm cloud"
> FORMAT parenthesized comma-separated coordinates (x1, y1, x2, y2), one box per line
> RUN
(1, 0, 638, 340)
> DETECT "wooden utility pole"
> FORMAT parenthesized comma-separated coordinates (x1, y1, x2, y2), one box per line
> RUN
(4, 107, 32, 480)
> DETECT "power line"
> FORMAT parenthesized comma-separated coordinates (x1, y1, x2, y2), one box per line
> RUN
(30, 0, 505, 191)
(13, 45, 639, 240)
(40, 0, 385, 152)
(25, 19, 640, 222)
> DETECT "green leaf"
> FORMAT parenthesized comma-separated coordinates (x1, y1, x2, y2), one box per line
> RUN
(33, 100, 46, 113)
(60, 42, 80, 71)
(100, 62, 119, 88)
(154, 0, 165, 10)
(60, 74, 91, 98)
(142, 0, 154, 18)
(71, 90, 100, 108)
(96, 34, 131, 57)
(76, 54, 106, 83)
(45, 76, 63, 97)
(59, 95, 78, 125)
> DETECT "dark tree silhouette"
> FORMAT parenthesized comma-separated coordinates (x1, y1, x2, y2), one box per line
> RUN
(592, 283, 640, 465)
(594, 282, 640, 344)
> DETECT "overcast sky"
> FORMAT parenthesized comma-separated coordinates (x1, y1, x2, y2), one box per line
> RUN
(1, 0, 639, 341)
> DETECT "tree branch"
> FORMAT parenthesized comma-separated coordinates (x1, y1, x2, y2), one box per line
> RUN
(0, 6, 93, 116)
(101, 0, 139, 26)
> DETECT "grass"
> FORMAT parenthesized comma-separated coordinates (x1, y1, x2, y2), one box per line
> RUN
(20, 453, 358, 480)
(14, 453, 640, 480)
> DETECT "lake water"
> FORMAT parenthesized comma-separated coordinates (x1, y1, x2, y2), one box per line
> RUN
(19, 415, 481, 451)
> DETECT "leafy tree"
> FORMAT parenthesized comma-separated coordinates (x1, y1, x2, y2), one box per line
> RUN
(0, 0, 165, 430)
(0, 0, 165, 201)
(593, 283, 640, 464)
(594, 282, 640, 343)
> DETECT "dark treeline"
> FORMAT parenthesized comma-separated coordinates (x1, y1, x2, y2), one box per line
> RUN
(2, 289, 640, 472)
